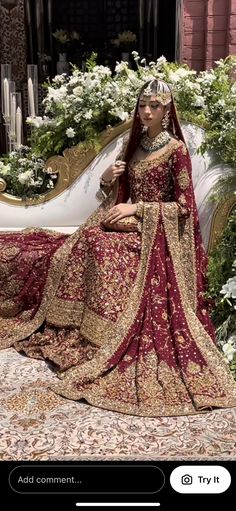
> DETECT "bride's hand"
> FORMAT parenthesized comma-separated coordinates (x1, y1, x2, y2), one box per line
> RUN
(101, 160, 126, 183)
(103, 203, 137, 224)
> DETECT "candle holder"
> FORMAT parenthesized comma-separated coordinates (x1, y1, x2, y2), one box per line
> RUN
(9, 92, 23, 149)
(1, 63, 12, 123)
(27, 64, 38, 118)
(6, 81, 16, 152)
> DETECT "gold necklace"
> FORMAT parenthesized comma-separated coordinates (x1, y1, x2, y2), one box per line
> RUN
(140, 130, 171, 152)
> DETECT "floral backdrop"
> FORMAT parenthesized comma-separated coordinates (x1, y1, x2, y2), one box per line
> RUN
(0, 52, 235, 376)
(1, 53, 235, 195)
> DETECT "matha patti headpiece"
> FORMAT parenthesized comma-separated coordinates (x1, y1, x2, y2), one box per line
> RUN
(142, 79, 172, 106)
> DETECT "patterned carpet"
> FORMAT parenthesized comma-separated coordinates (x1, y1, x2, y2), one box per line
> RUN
(0, 348, 235, 461)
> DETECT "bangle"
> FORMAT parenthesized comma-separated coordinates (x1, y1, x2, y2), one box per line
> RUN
(100, 176, 114, 187)
(135, 200, 144, 219)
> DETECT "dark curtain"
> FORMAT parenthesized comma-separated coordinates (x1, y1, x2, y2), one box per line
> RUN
(138, 0, 176, 61)
(24, 0, 53, 79)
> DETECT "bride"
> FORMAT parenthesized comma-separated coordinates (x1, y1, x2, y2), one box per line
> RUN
(1, 79, 236, 416)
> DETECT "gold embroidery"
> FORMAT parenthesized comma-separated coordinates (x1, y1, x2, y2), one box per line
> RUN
(0, 188, 119, 348)
(129, 139, 181, 172)
(162, 203, 236, 408)
(177, 167, 190, 191)
(0, 299, 23, 318)
(51, 204, 160, 392)
(179, 213, 197, 311)
(186, 361, 201, 375)
(46, 298, 84, 327)
(0, 245, 20, 260)
(178, 194, 187, 206)
(2, 138, 236, 417)
(80, 307, 115, 347)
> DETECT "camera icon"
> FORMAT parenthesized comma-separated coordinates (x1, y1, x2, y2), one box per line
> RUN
(181, 474, 193, 485)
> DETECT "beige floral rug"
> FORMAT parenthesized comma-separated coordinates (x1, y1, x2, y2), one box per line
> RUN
(0, 348, 235, 461)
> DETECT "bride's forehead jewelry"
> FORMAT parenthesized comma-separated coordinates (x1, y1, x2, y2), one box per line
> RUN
(142, 80, 172, 106)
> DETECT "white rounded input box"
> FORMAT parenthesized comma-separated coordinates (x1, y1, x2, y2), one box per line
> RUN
(170, 465, 231, 494)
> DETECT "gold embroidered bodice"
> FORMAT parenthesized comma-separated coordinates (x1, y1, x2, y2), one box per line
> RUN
(128, 141, 180, 203)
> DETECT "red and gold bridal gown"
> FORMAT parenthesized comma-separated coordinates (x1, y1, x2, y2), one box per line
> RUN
(0, 138, 236, 416)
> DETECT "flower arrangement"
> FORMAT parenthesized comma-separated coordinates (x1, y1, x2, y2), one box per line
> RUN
(217, 264, 236, 376)
(1, 53, 236, 198)
(52, 29, 80, 53)
(25, 53, 236, 166)
(207, 208, 236, 378)
(111, 31, 137, 51)
(0, 146, 57, 199)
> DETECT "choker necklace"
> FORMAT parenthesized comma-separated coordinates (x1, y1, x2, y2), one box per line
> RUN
(140, 130, 171, 152)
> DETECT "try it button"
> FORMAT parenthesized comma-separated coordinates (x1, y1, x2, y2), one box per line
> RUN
(170, 466, 231, 494)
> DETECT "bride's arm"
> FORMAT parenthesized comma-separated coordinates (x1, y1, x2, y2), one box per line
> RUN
(169, 141, 194, 218)
(96, 135, 129, 201)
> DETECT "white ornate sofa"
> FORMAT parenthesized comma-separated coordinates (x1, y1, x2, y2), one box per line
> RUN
(0, 121, 235, 252)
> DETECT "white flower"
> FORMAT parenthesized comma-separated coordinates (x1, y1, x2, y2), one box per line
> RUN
(69, 76, 80, 86)
(197, 72, 216, 85)
(222, 342, 236, 362)
(53, 74, 67, 84)
(47, 85, 67, 103)
(84, 109, 93, 120)
(156, 55, 167, 66)
(131, 51, 140, 61)
(66, 127, 75, 138)
(93, 65, 111, 77)
(111, 109, 129, 121)
(220, 276, 236, 299)
(228, 335, 236, 345)
(169, 68, 195, 84)
(115, 62, 129, 73)
(0, 161, 4, 169)
(18, 170, 34, 184)
(216, 99, 226, 108)
(192, 96, 205, 108)
(231, 83, 236, 94)
(73, 86, 83, 96)
(0, 163, 10, 175)
(26, 116, 44, 128)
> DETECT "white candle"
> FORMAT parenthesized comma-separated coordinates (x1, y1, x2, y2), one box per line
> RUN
(3, 78, 10, 118)
(28, 77, 35, 117)
(11, 95, 16, 137)
(16, 106, 22, 147)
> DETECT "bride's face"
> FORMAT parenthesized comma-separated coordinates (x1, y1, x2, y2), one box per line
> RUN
(138, 94, 166, 129)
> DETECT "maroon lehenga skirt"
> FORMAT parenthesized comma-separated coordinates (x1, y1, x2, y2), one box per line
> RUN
(1, 139, 236, 416)
(0, 201, 236, 417)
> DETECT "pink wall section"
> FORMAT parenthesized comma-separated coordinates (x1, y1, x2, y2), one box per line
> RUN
(182, 0, 236, 71)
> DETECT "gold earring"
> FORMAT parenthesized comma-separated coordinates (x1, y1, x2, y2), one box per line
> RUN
(161, 111, 170, 129)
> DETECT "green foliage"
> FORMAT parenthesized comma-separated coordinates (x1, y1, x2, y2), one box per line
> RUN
(23, 54, 236, 172)
(0, 147, 57, 199)
(1, 54, 236, 208)
(198, 55, 236, 167)
(207, 208, 236, 327)
(85, 52, 98, 71)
